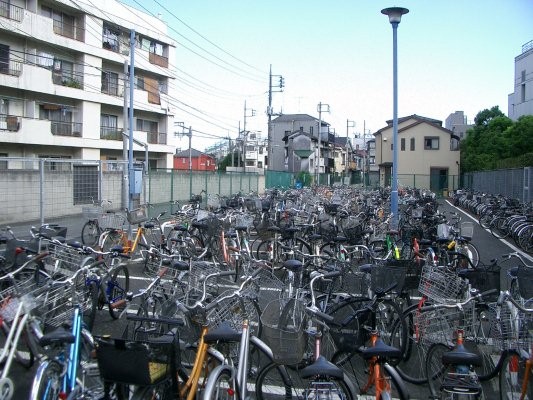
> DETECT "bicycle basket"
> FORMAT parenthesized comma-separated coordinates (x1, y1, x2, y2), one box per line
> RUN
(418, 263, 468, 303)
(82, 205, 103, 220)
(99, 213, 126, 230)
(370, 263, 407, 294)
(127, 205, 148, 225)
(95, 334, 177, 386)
(463, 268, 500, 301)
(460, 221, 474, 240)
(491, 302, 532, 351)
(517, 265, 533, 300)
(260, 298, 307, 365)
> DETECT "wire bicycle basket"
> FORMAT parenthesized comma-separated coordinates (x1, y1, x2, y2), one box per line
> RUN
(260, 298, 308, 365)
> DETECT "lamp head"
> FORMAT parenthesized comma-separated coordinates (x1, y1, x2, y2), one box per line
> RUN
(381, 7, 409, 24)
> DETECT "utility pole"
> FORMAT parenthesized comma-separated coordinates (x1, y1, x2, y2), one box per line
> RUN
(267, 65, 284, 174)
(346, 120, 355, 180)
(243, 100, 256, 173)
(122, 60, 129, 210)
(316, 102, 330, 185)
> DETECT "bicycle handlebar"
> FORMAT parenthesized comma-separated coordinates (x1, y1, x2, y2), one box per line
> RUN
(497, 290, 533, 313)
(420, 288, 498, 312)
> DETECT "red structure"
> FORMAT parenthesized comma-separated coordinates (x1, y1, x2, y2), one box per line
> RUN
(173, 148, 216, 171)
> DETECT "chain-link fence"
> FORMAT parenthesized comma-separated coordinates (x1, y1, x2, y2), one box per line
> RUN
(463, 167, 531, 203)
(1, 158, 262, 237)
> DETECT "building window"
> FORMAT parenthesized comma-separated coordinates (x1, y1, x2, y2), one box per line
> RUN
(136, 119, 158, 133)
(102, 25, 120, 52)
(39, 155, 71, 171)
(102, 71, 119, 96)
(401, 138, 405, 151)
(410, 138, 415, 151)
(521, 84, 526, 103)
(424, 137, 440, 150)
(100, 114, 119, 140)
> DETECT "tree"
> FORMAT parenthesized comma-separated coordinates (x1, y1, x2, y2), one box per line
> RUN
(461, 107, 533, 171)
(217, 152, 242, 171)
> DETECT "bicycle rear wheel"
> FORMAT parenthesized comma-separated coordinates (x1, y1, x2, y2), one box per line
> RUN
(81, 220, 101, 247)
(499, 352, 533, 400)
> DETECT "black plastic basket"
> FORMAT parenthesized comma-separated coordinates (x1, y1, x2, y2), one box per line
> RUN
(385, 259, 422, 291)
(371, 263, 407, 294)
(517, 265, 533, 300)
(95, 334, 177, 386)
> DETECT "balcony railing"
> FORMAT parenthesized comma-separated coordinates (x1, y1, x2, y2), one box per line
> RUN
(52, 71, 84, 89)
(50, 121, 82, 137)
(101, 82, 120, 96)
(0, 59, 22, 76)
(0, 0, 23, 22)
(0, 115, 20, 131)
(100, 126, 122, 140)
(149, 52, 168, 68)
(147, 131, 167, 145)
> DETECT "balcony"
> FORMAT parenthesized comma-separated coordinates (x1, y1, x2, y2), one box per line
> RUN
(0, 115, 20, 131)
(50, 121, 82, 137)
(147, 131, 167, 145)
(149, 52, 168, 68)
(52, 71, 83, 89)
(0, 0, 23, 22)
(0, 59, 22, 77)
(100, 126, 122, 141)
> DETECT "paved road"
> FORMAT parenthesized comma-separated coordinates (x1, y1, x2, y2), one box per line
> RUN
(9, 198, 532, 399)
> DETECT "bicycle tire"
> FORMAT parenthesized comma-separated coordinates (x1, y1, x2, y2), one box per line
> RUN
(79, 280, 99, 331)
(499, 351, 533, 400)
(100, 230, 125, 252)
(106, 264, 130, 320)
(490, 217, 509, 239)
(0, 319, 35, 369)
(202, 365, 238, 400)
(425, 342, 452, 398)
(31, 359, 63, 400)
(130, 379, 173, 400)
(332, 350, 407, 400)
(81, 220, 101, 247)
(390, 301, 433, 384)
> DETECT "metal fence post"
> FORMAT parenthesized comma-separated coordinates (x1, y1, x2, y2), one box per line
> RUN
(39, 159, 45, 225)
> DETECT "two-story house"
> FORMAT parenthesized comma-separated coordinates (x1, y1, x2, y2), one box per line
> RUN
(174, 148, 216, 171)
(374, 114, 460, 194)
(270, 114, 332, 176)
(0, 0, 179, 169)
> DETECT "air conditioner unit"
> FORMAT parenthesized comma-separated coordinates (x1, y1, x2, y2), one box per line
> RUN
(121, 49, 130, 56)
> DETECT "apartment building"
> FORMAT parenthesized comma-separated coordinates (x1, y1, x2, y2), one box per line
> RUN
(508, 40, 533, 121)
(0, 0, 178, 168)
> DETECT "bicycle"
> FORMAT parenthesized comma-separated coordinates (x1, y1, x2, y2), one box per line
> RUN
(255, 270, 358, 399)
(100, 204, 166, 259)
(423, 288, 499, 399)
(495, 290, 533, 400)
(80, 198, 114, 247)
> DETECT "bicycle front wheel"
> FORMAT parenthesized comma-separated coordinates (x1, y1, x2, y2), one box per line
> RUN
(106, 264, 130, 319)
(31, 359, 63, 400)
(81, 220, 101, 247)
(130, 379, 173, 400)
(499, 352, 533, 400)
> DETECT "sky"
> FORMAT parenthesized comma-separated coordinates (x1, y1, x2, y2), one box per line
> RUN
(120, 0, 533, 151)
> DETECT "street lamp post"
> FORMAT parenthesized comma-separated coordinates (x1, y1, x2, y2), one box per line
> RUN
(382, 6, 409, 230)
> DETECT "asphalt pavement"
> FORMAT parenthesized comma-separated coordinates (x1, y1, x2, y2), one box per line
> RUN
(9, 198, 533, 399)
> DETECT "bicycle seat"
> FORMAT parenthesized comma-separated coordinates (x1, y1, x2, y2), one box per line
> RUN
(143, 222, 155, 229)
(332, 235, 348, 243)
(283, 259, 303, 272)
(308, 233, 323, 241)
(235, 225, 248, 232)
(362, 338, 402, 360)
(172, 225, 188, 232)
(203, 321, 241, 344)
(442, 344, 482, 367)
(39, 326, 75, 347)
(300, 355, 343, 380)
(161, 259, 189, 271)
(359, 264, 374, 274)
